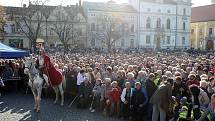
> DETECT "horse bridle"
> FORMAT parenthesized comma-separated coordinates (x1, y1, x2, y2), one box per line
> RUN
(25, 61, 33, 70)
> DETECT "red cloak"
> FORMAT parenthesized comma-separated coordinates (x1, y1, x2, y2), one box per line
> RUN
(43, 54, 63, 86)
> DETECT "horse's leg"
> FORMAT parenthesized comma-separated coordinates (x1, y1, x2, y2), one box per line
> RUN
(53, 86, 59, 104)
(58, 82, 64, 106)
(43, 74, 49, 85)
(31, 88, 37, 110)
(36, 86, 42, 113)
(29, 82, 37, 110)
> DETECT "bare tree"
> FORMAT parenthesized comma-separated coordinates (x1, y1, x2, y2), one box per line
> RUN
(50, 6, 79, 54)
(14, 0, 48, 53)
(0, 18, 5, 41)
(91, 15, 127, 53)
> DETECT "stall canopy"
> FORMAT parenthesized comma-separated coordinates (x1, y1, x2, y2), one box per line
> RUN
(0, 42, 28, 58)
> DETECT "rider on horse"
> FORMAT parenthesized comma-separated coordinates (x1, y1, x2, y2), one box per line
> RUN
(36, 48, 50, 86)
(36, 47, 64, 86)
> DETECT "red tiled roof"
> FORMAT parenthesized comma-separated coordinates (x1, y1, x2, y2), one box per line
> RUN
(191, 4, 215, 23)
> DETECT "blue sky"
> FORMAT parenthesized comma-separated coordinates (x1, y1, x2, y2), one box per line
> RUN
(0, 0, 211, 7)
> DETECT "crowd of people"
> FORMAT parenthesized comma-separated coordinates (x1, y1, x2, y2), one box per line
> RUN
(58, 52, 214, 121)
(1, 51, 215, 121)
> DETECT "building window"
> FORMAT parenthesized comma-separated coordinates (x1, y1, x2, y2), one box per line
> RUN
(121, 39, 125, 46)
(50, 29, 53, 35)
(167, 36, 171, 44)
(163, 39, 165, 44)
(130, 39, 134, 48)
(78, 29, 82, 36)
(146, 17, 151, 28)
(147, 8, 151, 12)
(11, 24, 15, 33)
(146, 35, 151, 44)
(131, 24, 135, 32)
(183, 22, 186, 30)
(209, 28, 213, 35)
(91, 38, 95, 46)
(91, 23, 95, 31)
(158, 9, 161, 12)
(167, 19, 171, 29)
(183, 8, 186, 15)
(91, 14, 96, 17)
(182, 37, 185, 45)
(9, 39, 23, 48)
(191, 29, 194, 34)
(167, 10, 171, 13)
(157, 18, 161, 28)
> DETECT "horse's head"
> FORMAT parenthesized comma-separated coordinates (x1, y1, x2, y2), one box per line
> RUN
(38, 54, 45, 67)
(24, 56, 34, 74)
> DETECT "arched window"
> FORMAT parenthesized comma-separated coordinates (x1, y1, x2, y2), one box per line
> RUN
(183, 8, 186, 15)
(91, 23, 95, 31)
(156, 18, 161, 28)
(146, 17, 151, 28)
(183, 22, 186, 30)
(167, 19, 171, 29)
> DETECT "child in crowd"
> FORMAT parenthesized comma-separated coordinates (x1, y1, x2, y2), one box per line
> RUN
(108, 81, 122, 117)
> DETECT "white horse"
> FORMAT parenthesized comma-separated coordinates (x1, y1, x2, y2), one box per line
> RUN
(24, 57, 48, 112)
(38, 54, 64, 106)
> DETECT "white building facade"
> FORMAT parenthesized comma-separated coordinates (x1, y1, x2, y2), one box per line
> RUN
(83, 1, 138, 49)
(129, 0, 191, 50)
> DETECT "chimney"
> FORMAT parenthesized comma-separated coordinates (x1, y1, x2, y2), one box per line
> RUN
(79, 0, 81, 7)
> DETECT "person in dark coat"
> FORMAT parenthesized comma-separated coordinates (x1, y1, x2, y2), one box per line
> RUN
(172, 76, 188, 99)
(77, 77, 93, 109)
(131, 82, 148, 121)
(142, 73, 157, 120)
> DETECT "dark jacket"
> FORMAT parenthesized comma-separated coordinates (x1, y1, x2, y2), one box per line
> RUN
(172, 81, 188, 99)
(143, 79, 157, 100)
(79, 82, 93, 98)
(131, 87, 148, 108)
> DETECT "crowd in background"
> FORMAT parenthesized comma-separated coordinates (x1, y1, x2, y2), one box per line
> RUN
(1, 52, 215, 121)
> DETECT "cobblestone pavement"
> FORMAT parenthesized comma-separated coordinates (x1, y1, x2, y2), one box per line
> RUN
(0, 93, 123, 121)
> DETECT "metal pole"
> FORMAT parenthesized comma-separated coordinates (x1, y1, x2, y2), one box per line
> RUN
(45, 18, 48, 50)
(175, 3, 178, 50)
(138, 0, 140, 50)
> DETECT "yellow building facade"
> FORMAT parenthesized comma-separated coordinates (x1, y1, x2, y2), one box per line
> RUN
(191, 5, 215, 51)
(191, 21, 215, 50)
